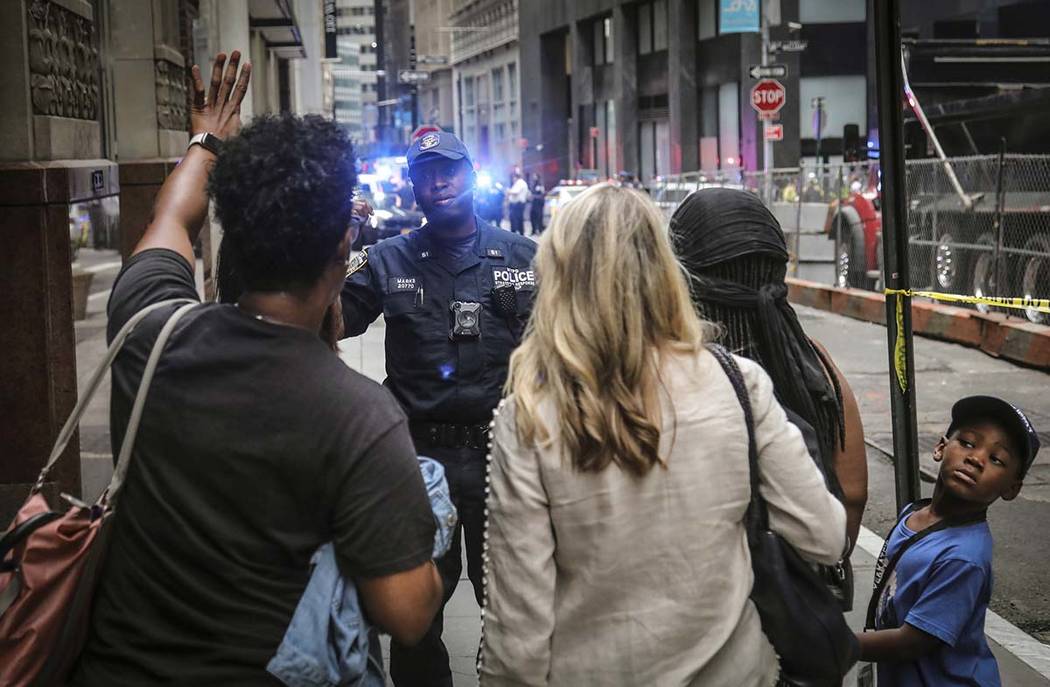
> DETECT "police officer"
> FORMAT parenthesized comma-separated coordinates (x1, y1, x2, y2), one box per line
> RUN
(341, 131, 537, 687)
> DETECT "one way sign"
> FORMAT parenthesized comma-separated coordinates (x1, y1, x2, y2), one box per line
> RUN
(749, 64, 788, 80)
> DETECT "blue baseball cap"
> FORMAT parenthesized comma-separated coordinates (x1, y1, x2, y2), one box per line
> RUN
(948, 396, 1040, 477)
(406, 131, 472, 169)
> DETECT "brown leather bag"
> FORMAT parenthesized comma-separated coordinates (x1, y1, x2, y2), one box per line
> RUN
(0, 299, 196, 686)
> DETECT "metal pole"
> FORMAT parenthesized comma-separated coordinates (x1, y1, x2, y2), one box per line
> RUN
(874, 0, 922, 510)
(761, 8, 773, 204)
(993, 138, 1007, 299)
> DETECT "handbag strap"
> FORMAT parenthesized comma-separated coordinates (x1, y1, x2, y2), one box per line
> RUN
(864, 498, 987, 630)
(104, 301, 198, 507)
(706, 344, 769, 535)
(31, 298, 196, 496)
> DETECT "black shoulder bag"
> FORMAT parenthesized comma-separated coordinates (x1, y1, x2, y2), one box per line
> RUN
(707, 344, 859, 686)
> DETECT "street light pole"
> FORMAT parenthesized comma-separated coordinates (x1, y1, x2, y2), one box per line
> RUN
(874, 0, 922, 510)
(761, 7, 773, 203)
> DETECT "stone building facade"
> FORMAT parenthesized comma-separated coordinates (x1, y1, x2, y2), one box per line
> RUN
(0, 0, 323, 521)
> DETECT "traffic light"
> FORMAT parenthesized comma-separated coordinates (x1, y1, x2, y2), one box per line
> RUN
(843, 124, 862, 162)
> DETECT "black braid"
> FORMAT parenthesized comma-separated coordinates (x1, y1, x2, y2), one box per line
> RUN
(693, 256, 846, 470)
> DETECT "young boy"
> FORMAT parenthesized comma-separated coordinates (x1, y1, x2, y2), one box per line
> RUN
(858, 395, 1040, 685)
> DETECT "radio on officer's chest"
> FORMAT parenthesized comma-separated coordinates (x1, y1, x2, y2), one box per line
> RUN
(449, 301, 482, 340)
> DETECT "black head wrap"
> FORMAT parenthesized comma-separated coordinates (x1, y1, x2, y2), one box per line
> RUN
(672, 188, 846, 488)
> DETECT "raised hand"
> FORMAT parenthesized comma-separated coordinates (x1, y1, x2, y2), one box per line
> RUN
(190, 51, 252, 141)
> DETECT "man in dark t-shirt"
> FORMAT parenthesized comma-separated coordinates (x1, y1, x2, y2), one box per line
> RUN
(73, 51, 442, 686)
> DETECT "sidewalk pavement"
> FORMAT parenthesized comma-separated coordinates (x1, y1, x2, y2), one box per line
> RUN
(72, 255, 1049, 686)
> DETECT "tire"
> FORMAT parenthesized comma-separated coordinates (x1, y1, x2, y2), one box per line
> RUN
(970, 233, 1007, 314)
(934, 231, 968, 294)
(1021, 234, 1050, 325)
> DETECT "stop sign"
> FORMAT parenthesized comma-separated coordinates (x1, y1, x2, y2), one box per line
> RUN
(751, 79, 786, 117)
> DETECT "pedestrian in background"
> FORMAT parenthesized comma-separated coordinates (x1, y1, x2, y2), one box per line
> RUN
(479, 183, 846, 686)
(528, 172, 545, 236)
(73, 52, 442, 686)
(507, 170, 529, 235)
(671, 188, 868, 564)
(341, 131, 537, 687)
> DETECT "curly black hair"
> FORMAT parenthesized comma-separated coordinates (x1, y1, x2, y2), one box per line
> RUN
(208, 113, 357, 292)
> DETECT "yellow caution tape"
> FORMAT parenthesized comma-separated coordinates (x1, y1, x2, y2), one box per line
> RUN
(892, 293, 908, 394)
(883, 288, 1050, 314)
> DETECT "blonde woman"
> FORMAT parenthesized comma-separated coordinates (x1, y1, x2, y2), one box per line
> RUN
(478, 183, 847, 686)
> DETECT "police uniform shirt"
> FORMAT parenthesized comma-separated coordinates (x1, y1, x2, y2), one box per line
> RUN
(341, 216, 538, 424)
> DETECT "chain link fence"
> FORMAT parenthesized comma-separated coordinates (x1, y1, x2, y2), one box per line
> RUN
(651, 156, 1050, 324)
(905, 154, 1050, 324)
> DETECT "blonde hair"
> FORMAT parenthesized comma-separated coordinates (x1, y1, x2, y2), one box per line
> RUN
(507, 183, 709, 476)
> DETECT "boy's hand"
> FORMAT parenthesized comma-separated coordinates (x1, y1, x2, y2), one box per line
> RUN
(190, 51, 252, 141)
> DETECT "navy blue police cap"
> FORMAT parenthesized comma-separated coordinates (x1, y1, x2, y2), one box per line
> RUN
(407, 131, 472, 169)
(948, 395, 1040, 478)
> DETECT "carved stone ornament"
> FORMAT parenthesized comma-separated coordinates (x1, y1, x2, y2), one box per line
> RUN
(155, 59, 188, 131)
(27, 0, 101, 120)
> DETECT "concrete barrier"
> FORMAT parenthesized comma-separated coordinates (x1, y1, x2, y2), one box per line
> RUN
(786, 278, 1050, 370)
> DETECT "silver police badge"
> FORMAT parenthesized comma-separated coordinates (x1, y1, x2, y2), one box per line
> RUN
(419, 133, 440, 151)
(346, 248, 368, 277)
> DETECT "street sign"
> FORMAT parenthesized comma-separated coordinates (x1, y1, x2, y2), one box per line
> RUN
(749, 63, 787, 79)
(323, 0, 337, 60)
(764, 123, 784, 141)
(398, 70, 430, 84)
(417, 55, 449, 65)
(750, 79, 786, 118)
(769, 39, 808, 53)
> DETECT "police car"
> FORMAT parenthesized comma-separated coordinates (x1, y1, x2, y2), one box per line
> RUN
(543, 180, 590, 228)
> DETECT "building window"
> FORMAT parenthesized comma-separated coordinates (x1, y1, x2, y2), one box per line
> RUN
(718, 81, 740, 170)
(605, 100, 617, 176)
(464, 76, 475, 107)
(698, 0, 717, 41)
(799, 0, 865, 24)
(496, 122, 506, 141)
(639, 119, 670, 183)
(639, 4, 652, 54)
(593, 16, 614, 65)
(639, 1, 670, 55)
(507, 62, 517, 102)
(653, 1, 668, 50)
(492, 67, 504, 102)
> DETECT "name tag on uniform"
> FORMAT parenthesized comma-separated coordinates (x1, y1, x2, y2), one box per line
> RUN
(388, 276, 418, 293)
(492, 268, 536, 291)
(486, 248, 503, 259)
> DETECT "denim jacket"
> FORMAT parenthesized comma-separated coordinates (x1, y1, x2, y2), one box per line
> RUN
(267, 457, 456, 687)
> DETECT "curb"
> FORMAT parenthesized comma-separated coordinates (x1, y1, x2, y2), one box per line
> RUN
(786, 279, 1050, 369)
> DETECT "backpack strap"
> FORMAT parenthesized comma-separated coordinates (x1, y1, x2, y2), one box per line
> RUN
(31, 298, 196, 496)
(864, 498, 987, 630)
(104, 301, 198, 507)
(706, 344, 769, 535)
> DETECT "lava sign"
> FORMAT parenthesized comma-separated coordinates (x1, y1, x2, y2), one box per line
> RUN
(750, 79, 786, 119)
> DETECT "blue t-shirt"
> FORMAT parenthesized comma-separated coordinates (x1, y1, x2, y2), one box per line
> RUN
(874, 510, 1000, 686)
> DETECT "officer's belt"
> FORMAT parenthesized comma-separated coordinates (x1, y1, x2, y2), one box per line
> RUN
(409, 421, 490, 451)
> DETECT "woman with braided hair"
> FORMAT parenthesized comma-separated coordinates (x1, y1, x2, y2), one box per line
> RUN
(671, 187, 868, 562)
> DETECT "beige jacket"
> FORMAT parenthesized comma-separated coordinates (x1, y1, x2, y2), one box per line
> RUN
(479, 349, 847, 687)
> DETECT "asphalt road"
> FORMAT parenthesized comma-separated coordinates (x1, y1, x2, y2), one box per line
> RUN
(797, 304, 1050, 643)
